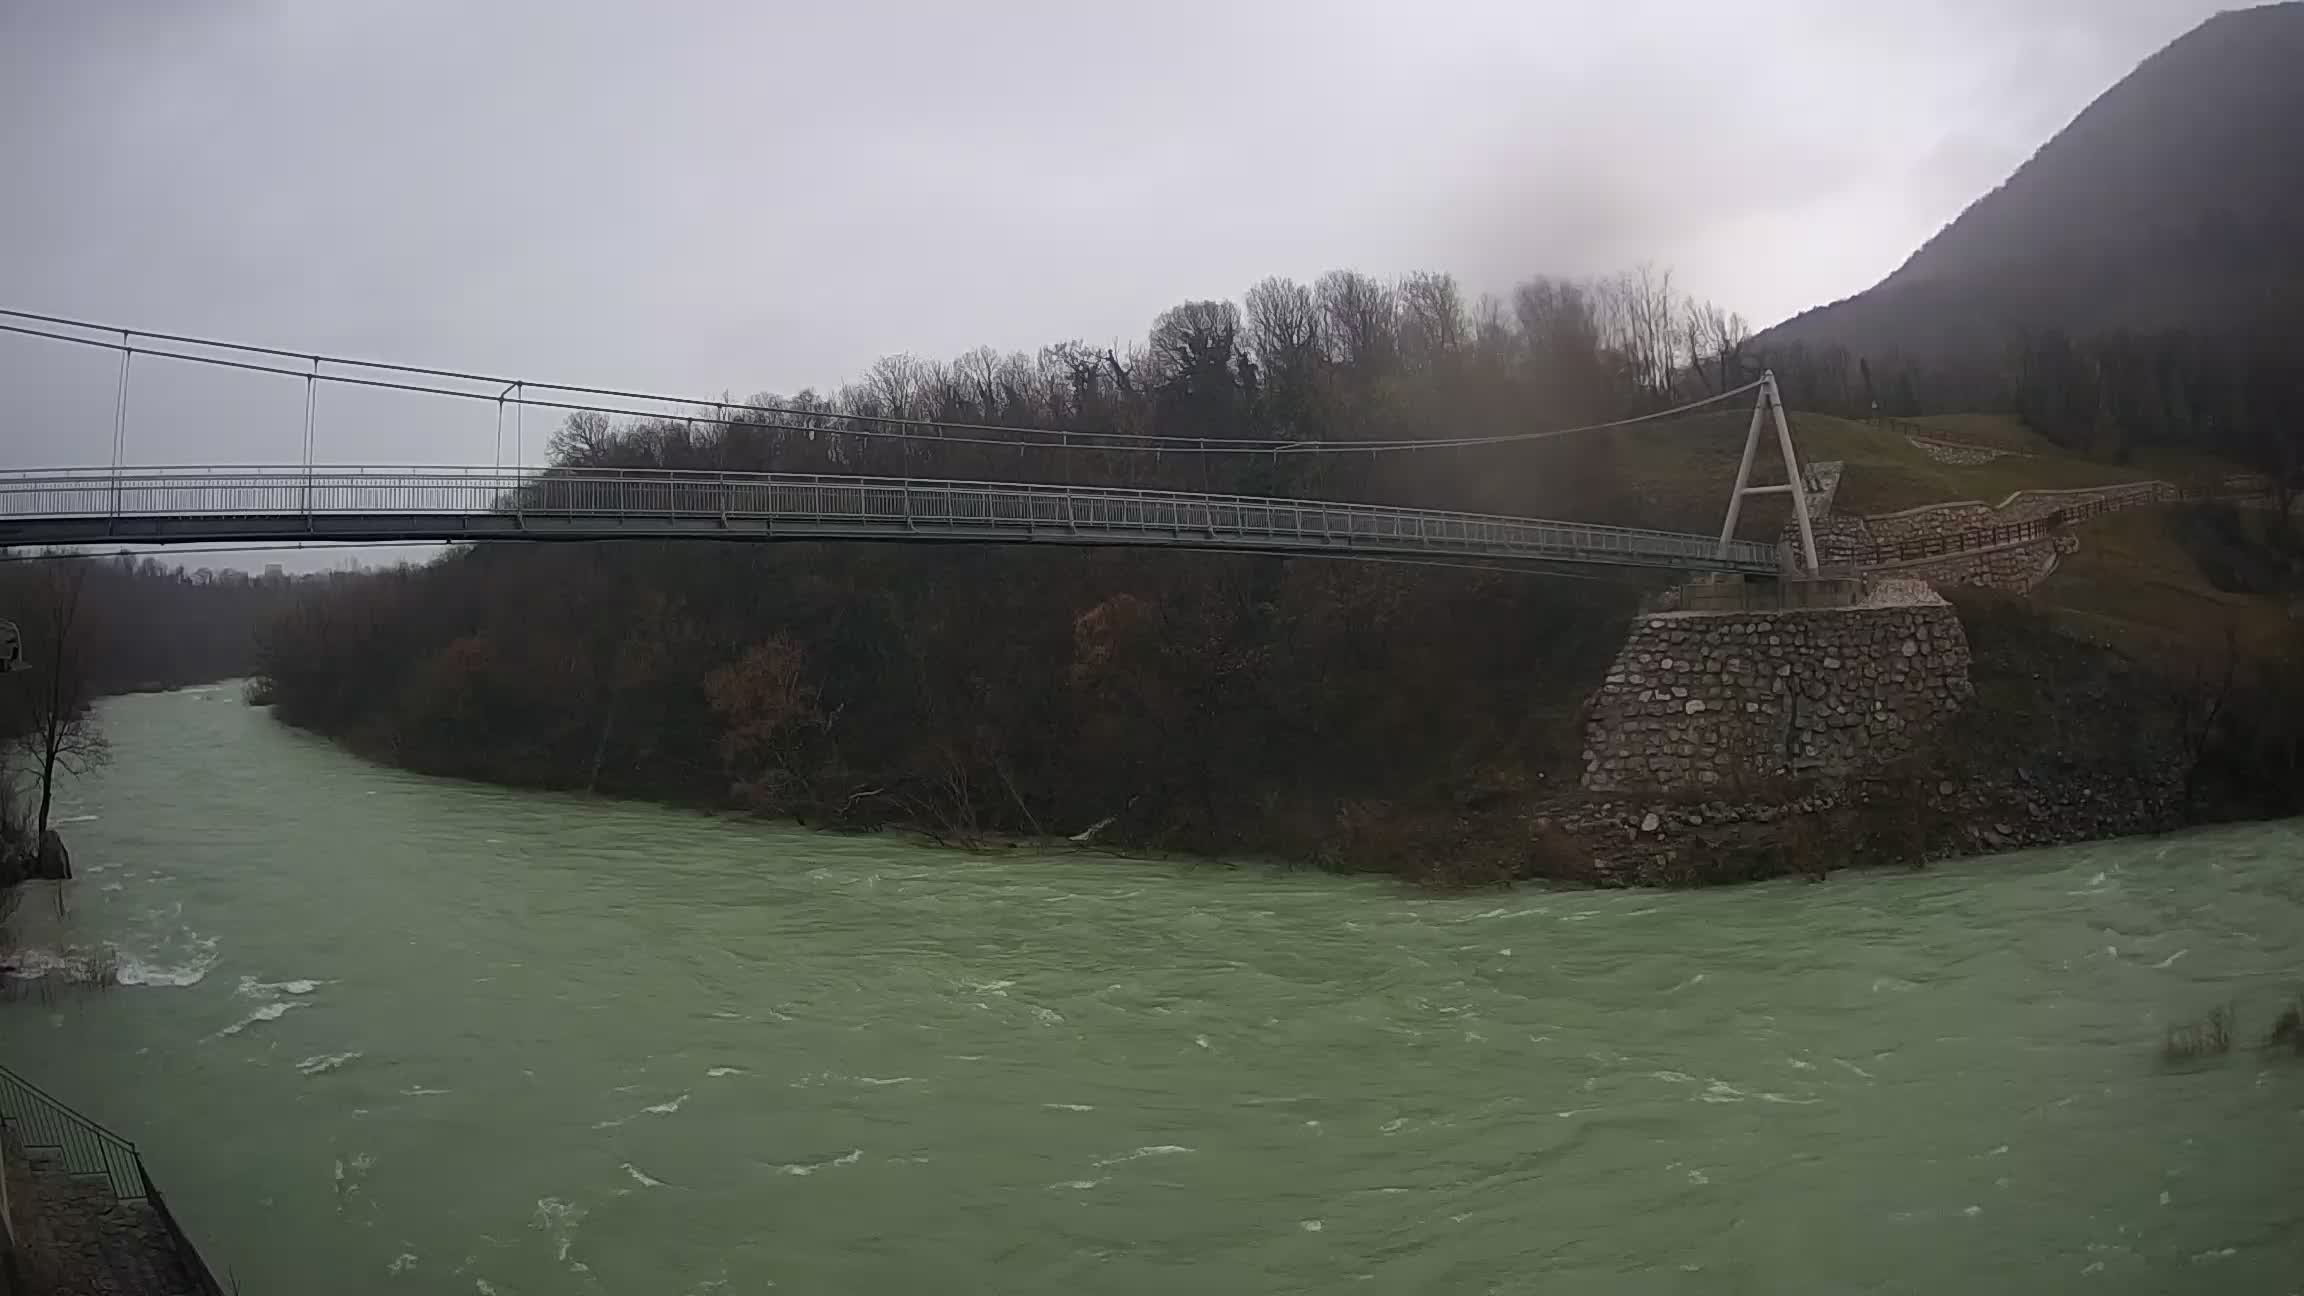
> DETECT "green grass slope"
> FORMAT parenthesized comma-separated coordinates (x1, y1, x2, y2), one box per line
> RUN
(1544, 406, 2288, 669)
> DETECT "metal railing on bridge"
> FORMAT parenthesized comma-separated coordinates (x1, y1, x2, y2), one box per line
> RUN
(0, 466, 1783, 574)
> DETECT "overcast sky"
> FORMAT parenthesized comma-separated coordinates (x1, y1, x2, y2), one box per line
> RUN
(0, 0, 2235, 480)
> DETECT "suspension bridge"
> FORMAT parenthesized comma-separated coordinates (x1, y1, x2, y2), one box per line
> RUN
(0, 311, 1819, 575)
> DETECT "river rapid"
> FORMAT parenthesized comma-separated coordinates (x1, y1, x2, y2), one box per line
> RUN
(2, 687, 2300, 1293)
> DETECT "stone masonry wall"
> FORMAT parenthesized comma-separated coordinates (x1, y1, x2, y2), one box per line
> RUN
(1862, 482, 2179, 548)
(1908, 436, 2011, 466)
(1873, 534, 2079, 593)
(1581, 592, 1974, 794)
(1808, 479, 2229, 593)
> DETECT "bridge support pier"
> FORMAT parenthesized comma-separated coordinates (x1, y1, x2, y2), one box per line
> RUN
(1581, 582, 1974, 794)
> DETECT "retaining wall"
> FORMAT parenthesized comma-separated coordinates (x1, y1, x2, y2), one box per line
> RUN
(1582, 590, 1974, 794)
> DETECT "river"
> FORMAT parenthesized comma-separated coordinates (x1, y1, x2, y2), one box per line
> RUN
(2, 688, 2300, 1293)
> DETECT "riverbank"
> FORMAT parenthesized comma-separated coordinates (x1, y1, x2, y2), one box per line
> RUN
(254, 569, 2295, 889)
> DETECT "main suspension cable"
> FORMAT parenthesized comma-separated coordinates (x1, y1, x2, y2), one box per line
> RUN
(0, 309, 1759, 459)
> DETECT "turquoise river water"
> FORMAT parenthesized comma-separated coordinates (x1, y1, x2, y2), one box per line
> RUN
(2, 687, 2301, 1293)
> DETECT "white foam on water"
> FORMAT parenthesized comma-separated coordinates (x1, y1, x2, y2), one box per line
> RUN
(296, 1051, 362, 1076)
(216, 1000, 307, 1037)
(2191, 1248, 2237, 1264)
(401, 1086, 451, 1096)
(856, 1076, 918, 1086)
(1042, 1103, 1095, 1112)
(2151, 949, 2189, 969)
(1686, 1170, 1709, 1184)
(1300, 1219, 1324, 1232)
(1832, 1058, 1876, 1080)
(1051, 1179, 1103, 1191)
(239, 976, 323, 997)
(621, 1163, 665, 1188)
(387, 1252, 417, 1274)
(705, 1067, 745, 1078)
(599, 1091, 688, 1126)
(1092, 1145, 1193, 1167)
(1194, 1035, 1212, 1049)
(532, 1197, 587, 1265)
(778, 1149, 863, 1176)
(8, 931, 220, 990)
(475, 1280, 498, 1295)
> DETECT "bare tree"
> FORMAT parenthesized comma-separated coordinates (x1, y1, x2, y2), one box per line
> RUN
(1396, 271, 1468, 372)
(1146, 300, 1244, 382)
(948, 346, 1008, 416)
(548, 410, 617, 466)
(6, 560, 110, 859)
(1682, 297, 1752, 394)
(1315, 270, 1398, 376)
(1594, 263, 1682, 398)
(1242, 276, 1324, 387)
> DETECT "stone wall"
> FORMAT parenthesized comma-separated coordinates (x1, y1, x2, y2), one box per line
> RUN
(1872, 534, 2078, 593)
(1908, 436, 2011, 466)
(1581, 589, 1974, 794)
(1829, 479, 2205, 593)
(1863, 482, 2177, 548)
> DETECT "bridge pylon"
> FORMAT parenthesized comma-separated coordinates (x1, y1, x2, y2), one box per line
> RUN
(1715, 371, 1820, 575)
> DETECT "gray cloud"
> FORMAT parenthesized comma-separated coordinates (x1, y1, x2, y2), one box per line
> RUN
(0, 0, 2237, 480)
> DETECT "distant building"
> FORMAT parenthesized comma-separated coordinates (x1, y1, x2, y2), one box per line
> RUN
(264, 564, 285, 580)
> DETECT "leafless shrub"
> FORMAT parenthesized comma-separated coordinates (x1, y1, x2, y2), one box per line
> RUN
(2162, 1003, 2234, 1064)
(2265, 997, 2304, 1056)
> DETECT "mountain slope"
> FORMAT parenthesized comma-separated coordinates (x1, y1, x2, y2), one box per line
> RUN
(1760, 2, 2304, 363)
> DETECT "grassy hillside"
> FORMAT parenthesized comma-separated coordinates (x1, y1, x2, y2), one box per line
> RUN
(1529, 407, 2245, 540)
(2037, 509, 2296, 669)
(1527, 404, 2290, 671)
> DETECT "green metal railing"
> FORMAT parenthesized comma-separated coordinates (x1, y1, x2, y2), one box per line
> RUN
(0, 1061, 225, 1294)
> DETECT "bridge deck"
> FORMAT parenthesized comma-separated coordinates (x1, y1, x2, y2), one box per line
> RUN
(0, 467, 1780, 574)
